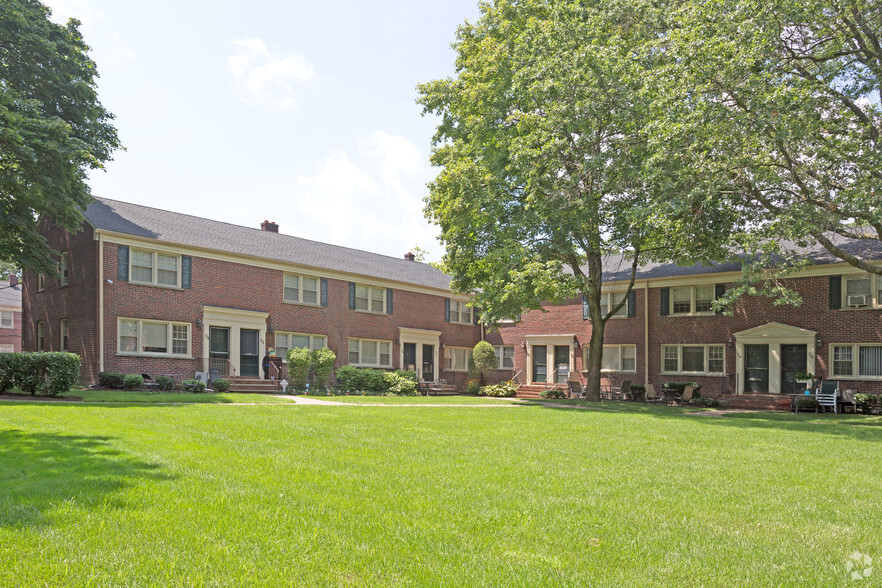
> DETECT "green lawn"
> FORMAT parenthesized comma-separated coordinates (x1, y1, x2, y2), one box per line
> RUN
(59, 389, 297, 404)
(307, 394, 523, 405)
(1, 401, 879, 585)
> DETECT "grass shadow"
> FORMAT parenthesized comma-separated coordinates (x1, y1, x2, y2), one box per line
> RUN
(0, 429, 172, 528)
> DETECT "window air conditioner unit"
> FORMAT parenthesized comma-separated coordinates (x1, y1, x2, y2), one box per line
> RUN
(847, 295, 868, 307)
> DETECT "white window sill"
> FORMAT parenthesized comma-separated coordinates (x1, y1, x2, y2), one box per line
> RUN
(660, 371, 725, 377)
(348, 363, 392, 369)
(829, 375, 882, 381)
(600, 370, 637, 374)
(128, 281, 183, 291)
(353, 309, 388, 316)
(283, 300, 322, 308)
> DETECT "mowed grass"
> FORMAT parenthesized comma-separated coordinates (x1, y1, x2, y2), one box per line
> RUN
(307, 394, 523, 405)
(1, 403, 880, 586)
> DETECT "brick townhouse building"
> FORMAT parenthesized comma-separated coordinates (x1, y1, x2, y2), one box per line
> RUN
(22, 196, 882, 400)
(0, 276, 23, 353)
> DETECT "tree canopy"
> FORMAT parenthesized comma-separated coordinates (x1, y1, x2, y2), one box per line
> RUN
(0, 0, 120, 274)
(653, 0, 881, 273)
(418, 0, 728, 400)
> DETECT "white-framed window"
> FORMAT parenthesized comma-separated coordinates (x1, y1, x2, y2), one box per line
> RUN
(590, 344, 637, 373)
(670, 285, 716, 316)
(661, 344, 725, 374)
(37, 274, 45, 292)
(283, 273, 320, 305)
(59, 252, 70, 286)
(60, 319, 68, 351)
(830, 344, 882, 378)
(37, 321, 45, 351)
(583, 292, 630, 319)
(348, 338, 392, 367)
(275, 332, 327, 360)
(117, 318, 191, 357)
(601, 292, 628, 318)
(843, 274, 882, 308)
(494, 345, 515, 369)
(355, 284, 386, 313)
(444, 347, 472, 371)
(449, 300, 472, 324)
(0, 344, 14, 353)
(130, 249, 181, 287)
(0, 311, 12, 328)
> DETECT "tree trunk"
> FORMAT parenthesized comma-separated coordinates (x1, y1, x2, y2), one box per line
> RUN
(584, 319, 604, 402)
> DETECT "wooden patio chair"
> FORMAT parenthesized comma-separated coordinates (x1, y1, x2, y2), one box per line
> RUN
(670, 385, 695, 406)
(141, 373, 160, 393)
(566, 371, 584, 399)
(643, 383, 664, 404)
(839, 389, 857, 414)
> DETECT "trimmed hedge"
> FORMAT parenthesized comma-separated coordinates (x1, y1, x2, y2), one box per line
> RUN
(99, 371, 126, 389)
(212, 378, 231, 393)
(480, 381, 518, 397)
(123, 374, 144, 390)
(0, 352, 80, 396)
(334, 367, 418, 396)
(540, 388, 567, 399)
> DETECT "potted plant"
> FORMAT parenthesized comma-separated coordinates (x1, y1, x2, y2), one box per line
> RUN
(793, 372, 814, 390)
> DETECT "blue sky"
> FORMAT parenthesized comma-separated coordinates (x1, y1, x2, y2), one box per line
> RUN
(44, 0, 482, 261)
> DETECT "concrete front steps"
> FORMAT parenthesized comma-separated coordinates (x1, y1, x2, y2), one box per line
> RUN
(227, 377, 282, 394)
(721, 394, 791, 411)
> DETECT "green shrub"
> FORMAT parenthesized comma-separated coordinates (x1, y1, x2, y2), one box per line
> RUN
(481, 380, 518, 397)
(288, 347, 337, 391)
(183, 379, 206, 392)
(693, 397, 720, 408)
(540, 388, 566, 399)
(466, 379, 481, 395)
(0, 352, 80, 396)
(472, 341, 497, 382)
(212, 378, 231, 393)
(854, 393, 879, 414)
(99, 371, 126, 389)
(123, 374, 144, 390)
(797, 398, 819, 411)
(394, 369, 418, 383)
(383, 371, 417, 396)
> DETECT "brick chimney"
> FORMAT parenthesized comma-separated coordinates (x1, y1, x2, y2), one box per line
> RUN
(261, 220, 279, 233)
(9, 274, 18, 287)
(404, 252, 415, 262)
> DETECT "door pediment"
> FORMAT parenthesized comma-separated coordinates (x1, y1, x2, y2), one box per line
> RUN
(734, 322, 816, 342)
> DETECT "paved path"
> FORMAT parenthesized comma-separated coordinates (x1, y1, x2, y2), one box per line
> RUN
(687, 409, 766, 417)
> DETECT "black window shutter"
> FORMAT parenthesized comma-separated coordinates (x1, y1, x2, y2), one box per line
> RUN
(582, 295, 589, 320)
(829, 276, 842, 310)
(627, 290, 636, 318)
(349, 283, 356, 310)
(714, 283, 725, 314)
(386, 288, 393, 315)
(321, 279, 328, 307)
(444, 298, 450, 322)
(660, 287, 670, 316)
(473, 306, 479, 325)
(181, 256, 192, 289)
(118, 245, 129, 281)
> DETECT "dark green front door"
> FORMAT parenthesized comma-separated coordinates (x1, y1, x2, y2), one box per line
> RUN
(240, 329, 260, 377)
(532, 345, 547, 383)
(554, 345, 570, 383)
(781, 344, 808, 395)
(744, 344, 770, 393)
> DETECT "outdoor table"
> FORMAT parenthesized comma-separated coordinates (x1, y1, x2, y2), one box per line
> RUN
(791, 393, 817, 413)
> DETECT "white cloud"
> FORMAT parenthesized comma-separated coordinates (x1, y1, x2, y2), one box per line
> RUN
(286, 132, 442, 259)
(42, 0, 106, 25)
(227, 38, 315, 111)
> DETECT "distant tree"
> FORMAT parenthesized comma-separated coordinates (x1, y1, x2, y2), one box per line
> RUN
(409, 245, 447, 272)
(418, 0, 730, 400)
(0, 262, 21, 281)
(0, 0, 121, 274)
(653, 0, 882, 275)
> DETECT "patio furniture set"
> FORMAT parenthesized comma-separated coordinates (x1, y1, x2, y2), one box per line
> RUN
(789, 380, 857, 414)
(567, 372, 695, 405)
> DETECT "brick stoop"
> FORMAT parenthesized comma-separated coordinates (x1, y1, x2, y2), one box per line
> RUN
(516, 384, 566, 399)
(721, 394, 791, 411)
(227, 377, 282, 394)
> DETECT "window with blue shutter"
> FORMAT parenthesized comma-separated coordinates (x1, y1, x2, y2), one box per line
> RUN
(444, 298, 450, 322)
(321, 279, 328, 307)
(386, 288, 393, 315)
(829, 276, 842, 309)
(349, 283, 356, 310)
(627, 290, 636, 318)
(118, 245, 129, 281)
(181, 256, 192, 289)
(660, 287, 670, 316)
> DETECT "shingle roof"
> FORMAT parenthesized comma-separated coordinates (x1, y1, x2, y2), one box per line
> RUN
(0, 281, 22, 308)
(84, 197, 453, 291)
(600, 234, 882, 282)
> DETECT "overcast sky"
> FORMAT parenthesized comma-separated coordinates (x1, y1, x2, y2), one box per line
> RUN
(43, 0, 482, 262)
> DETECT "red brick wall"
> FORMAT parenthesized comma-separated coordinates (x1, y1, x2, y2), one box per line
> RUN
(99, 242, 482, 385)
(0, 309, 22, 352)
(22, 220, 100, 383)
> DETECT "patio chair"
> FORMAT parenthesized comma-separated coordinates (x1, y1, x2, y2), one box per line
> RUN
(141, 373, 160, 393)
(619, 380, 634, 401)
(839, 389, 857, 414)
(670, 385, 695, 406)
(566, 372, 584, 399)
(644, 383, 664, 404)
(816, 380, 839, 413)
(209, 368, 221, 383)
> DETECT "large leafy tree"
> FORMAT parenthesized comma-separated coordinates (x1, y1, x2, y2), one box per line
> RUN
(653, 0, 882, 274)
(419, 0, 732, 400)
(0, 0, 120, 274)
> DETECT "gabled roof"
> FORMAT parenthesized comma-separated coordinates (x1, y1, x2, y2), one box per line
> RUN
(84, 197, 452, 291)
(0, 281, 22, 309)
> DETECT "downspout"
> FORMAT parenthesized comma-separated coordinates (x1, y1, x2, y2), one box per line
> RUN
(98, 234, 105, 374)
(644, 281, 649, 384)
